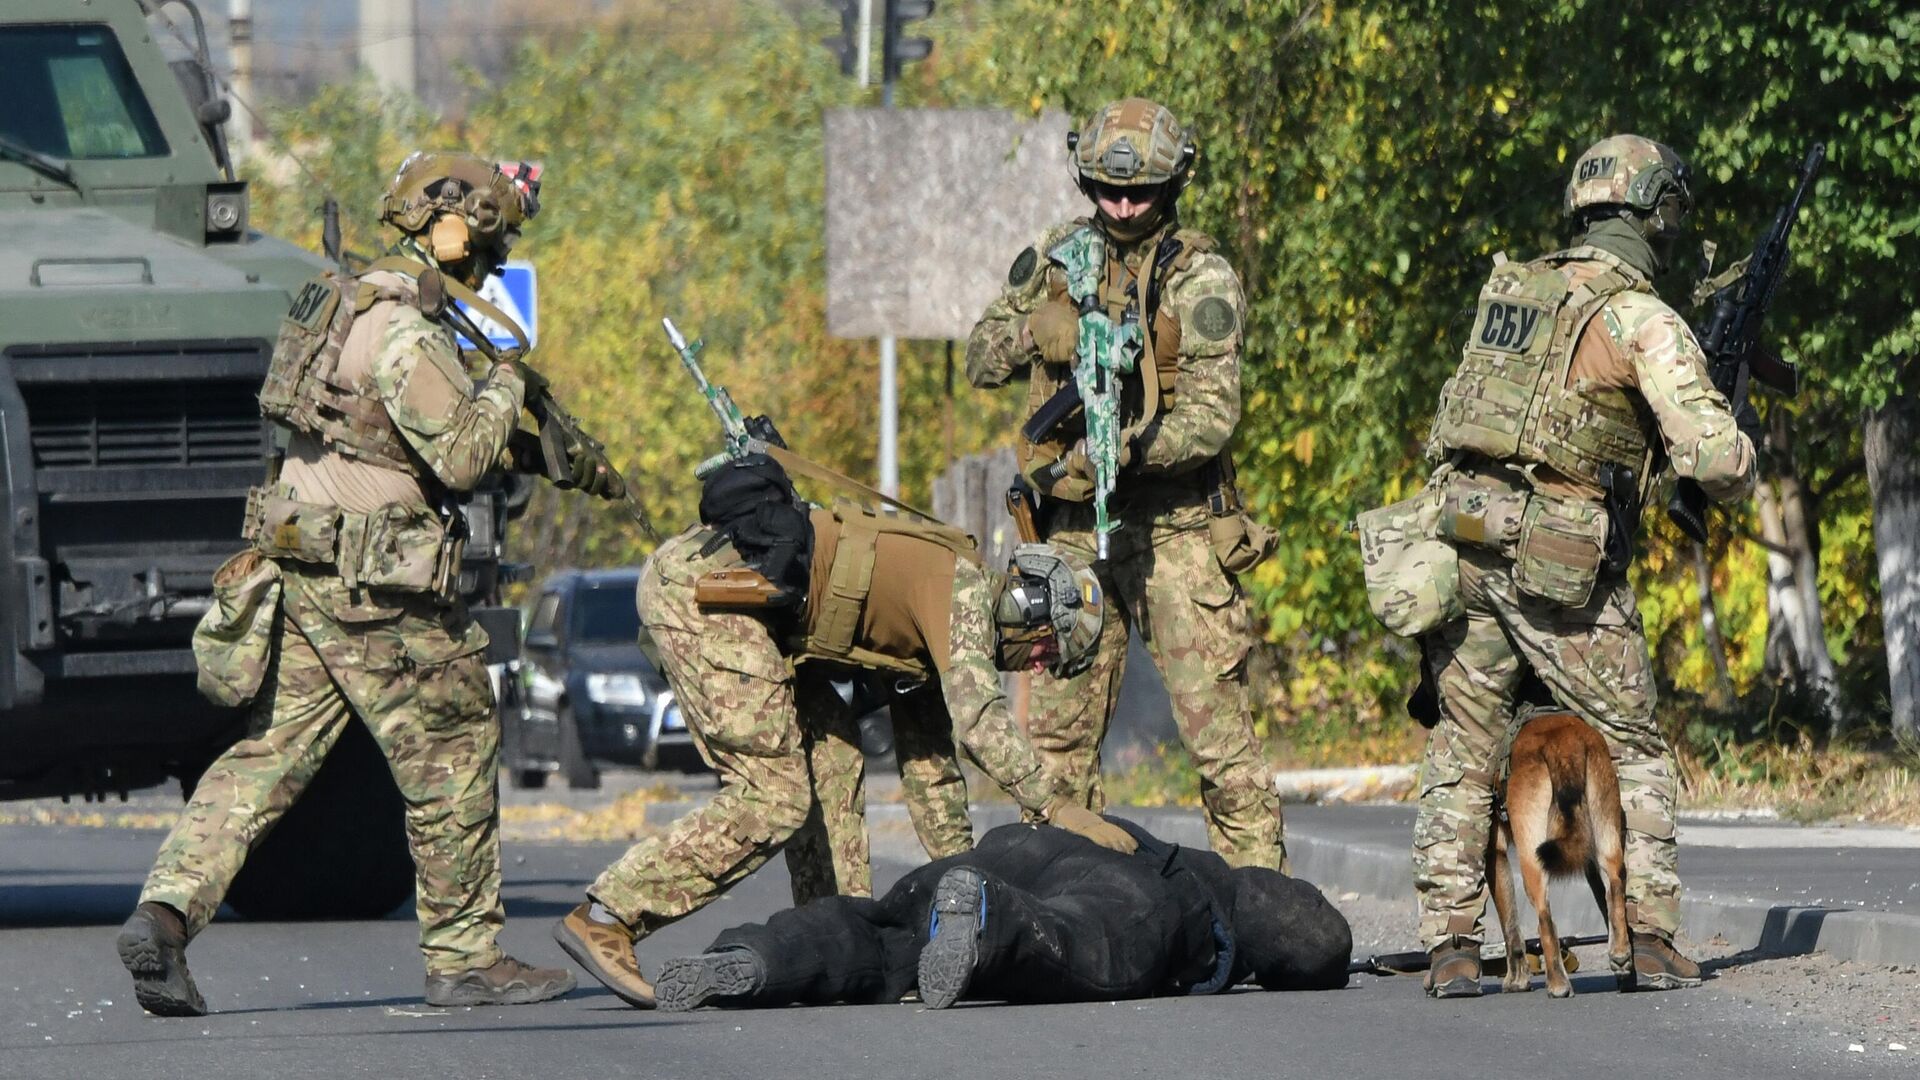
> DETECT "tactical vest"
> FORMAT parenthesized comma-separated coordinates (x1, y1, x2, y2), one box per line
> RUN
(1017, 223, 1214, 486)
(259, 265, 435, 473)
(1428, 247, 1654, 489)
(794, 499, 980, 678)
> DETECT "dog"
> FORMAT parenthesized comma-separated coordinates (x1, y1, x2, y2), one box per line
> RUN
(1487, 709, 1632, 998)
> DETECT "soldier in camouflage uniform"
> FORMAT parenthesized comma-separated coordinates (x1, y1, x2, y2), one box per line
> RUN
(118, 153, 622, 1016)
(1400, 136, 1758, 997)
(554, 458, 1135, 1009)
(966, 98, 1282, 870)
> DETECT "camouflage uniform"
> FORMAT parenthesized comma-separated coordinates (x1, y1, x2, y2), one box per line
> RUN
(966, 100, 1282, 870)
(587, 524, 1068, 935)
(1408, 136, 1756, 949)
(142, 257, 529, 976)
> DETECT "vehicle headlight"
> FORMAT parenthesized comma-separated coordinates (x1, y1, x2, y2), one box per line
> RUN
(585, 673, 650, 707)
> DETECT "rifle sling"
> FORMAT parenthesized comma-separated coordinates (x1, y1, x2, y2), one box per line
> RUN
(764, 445, 941, 523)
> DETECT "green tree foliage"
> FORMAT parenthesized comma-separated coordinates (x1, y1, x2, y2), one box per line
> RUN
(247, 0, 1915, 741)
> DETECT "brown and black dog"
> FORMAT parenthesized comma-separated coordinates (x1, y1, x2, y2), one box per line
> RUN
(1488, 709, 1633, 998)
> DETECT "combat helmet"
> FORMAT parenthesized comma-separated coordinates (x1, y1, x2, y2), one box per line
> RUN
(994, 544, 1105, 677)
(380, 151, 543, 267)
(1564, 134, 1692, 223)
(1069, 98, 1196, 200)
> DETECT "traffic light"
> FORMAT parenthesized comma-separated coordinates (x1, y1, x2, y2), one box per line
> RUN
(821, 0, 859, 77)
(881, 0, 934, 85)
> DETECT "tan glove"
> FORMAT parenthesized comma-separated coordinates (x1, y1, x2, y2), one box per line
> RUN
(1062, 435, 1135, 483)
(1044, 795, 1138, 854)
(1024, 299, 1080, 365)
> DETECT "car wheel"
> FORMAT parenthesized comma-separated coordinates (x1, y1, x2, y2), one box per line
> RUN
(558, 704, 601, 790)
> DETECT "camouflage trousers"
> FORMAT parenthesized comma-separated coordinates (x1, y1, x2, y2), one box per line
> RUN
(588, 529, 869, 935)
(1033, 501, 1283, 869)
(1414, 546, 1681, 947)
(142, 568, 505, 975)
(886, 556, 1061, 859)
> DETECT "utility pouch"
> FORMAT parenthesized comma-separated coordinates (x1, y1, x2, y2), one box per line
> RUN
(1357, 486, 1460, 638)
(352, 503, 449, 594)
(1512, 493, 1608, 607)
(1436, 474, 1528, 557)
(244, 488, 341, 565)
(192, 549, 283, 708)
(695, 567, 786, 610)
(1208, 512, 1277, 575)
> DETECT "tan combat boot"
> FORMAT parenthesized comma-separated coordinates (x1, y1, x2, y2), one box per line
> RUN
(554, 901, 656, 1008)
(424, 955, 575, 1007)
(1424, 937, 1483, 999)
(117, 902, 207, 1017)
(1622, 931, 1702, 992)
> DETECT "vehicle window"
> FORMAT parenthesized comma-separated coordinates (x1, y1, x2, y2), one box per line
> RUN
(527, 594, 561, 640)
(0, 27, 170, 160)
(572, 585, 641, 644)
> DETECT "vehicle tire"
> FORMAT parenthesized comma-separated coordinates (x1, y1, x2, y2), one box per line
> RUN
(557, 705, 601, 790)
(498, 698, 548, 790)
(217, 720, 417, 921)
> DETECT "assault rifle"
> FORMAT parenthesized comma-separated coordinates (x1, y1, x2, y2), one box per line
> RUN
(660, 317, 788, 479)
(441, 299, 659, 542)
(1052, 230, 1144, 560)
(1664, 142, 1823, 543)
(1352, 933, 1610, 976)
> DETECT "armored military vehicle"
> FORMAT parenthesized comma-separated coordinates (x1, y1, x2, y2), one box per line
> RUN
(0, 0, 473, 918)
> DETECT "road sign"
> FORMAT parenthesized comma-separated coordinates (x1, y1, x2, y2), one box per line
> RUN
(457, 261, 537, 351)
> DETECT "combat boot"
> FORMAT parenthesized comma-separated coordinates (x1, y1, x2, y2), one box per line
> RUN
(554, 901, 655, 1008)
(918, 866, 988, 1010)
(656, 948, 766, 1012)
(1423, 937, 1482, 999)
(424, 955, 574, 1007)
(117, 902, 207, 1017)
(1621, 931, 1702, 992)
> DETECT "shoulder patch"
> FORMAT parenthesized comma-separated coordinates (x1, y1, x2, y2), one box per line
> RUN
(1191, 295, 1238, 342)
(1008, 247, 1038, 287)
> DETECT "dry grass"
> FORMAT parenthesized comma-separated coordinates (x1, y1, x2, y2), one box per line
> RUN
(499, 781, 685, 842)
(1678, 737, 1920, 826)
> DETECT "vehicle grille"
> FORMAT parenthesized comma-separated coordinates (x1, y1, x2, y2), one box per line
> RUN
(24, 379, 265, 468)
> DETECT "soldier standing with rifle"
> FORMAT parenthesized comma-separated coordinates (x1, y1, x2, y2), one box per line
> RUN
(966, 98, 1283, 870)
(1361, 135, 1788, 998)
(118, 152, 624, 1016)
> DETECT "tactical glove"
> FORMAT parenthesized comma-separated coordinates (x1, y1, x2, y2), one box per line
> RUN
(1045, 796, 1138, 854)
(1025, 300, 1080, 365)
(1062, 434, 1135, 483)
(503, 427, 547, 475)
(492, 348, 549, 399)
(561, 435, 625, 500)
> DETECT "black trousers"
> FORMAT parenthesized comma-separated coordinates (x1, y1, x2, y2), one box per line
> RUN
(706, 821, 1329, 1007)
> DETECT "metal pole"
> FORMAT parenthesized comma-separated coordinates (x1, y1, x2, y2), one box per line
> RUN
(227, 0, 254, 164)
(875, 0, 897, 498)
(856, 0, 873, 89)
(879, 335, 899, 498)
(358, 0, 416, 97)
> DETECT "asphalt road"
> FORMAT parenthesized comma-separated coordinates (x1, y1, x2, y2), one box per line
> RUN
(0, 822, 1908, 1080)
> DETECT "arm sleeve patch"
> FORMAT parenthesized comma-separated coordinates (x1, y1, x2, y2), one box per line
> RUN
(1008, 246, 1039, 287)
(1191, 295, 1238, 342)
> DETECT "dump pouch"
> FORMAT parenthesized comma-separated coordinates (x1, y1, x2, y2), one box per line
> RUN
(1357, 485, 1460, 638)
(1209, 512, 1278, 575)
(1512, 493, 1608, 607)
(192, 549, 283, 708)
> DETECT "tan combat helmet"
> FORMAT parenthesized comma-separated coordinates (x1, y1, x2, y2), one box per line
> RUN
(995, 544, 1105, 677)
(379, 151, 543, 265)
(1069, 97, 1196, 195)
(1565, 134, 1693, 220)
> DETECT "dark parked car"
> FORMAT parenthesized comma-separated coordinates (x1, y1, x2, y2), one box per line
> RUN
(502, 569, 694, 789)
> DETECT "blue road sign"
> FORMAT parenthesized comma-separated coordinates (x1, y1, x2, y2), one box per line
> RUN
(457, 261, 537, 351)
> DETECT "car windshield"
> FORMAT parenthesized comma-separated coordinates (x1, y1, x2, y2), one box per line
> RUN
(0, 27, 169, 161)
(572, 584, 641, 644)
